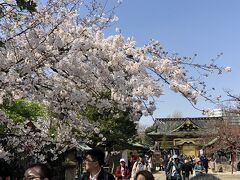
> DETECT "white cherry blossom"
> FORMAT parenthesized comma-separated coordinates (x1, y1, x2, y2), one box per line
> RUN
(0, 0, 230, 162)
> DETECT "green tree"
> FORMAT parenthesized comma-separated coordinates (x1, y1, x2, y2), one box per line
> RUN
(0, 98, 48, 178)
(82, 104, 137, 149)
(0, 99, 47, 123)
(144, 125, 155, 146)
(135, 124, 155, 146)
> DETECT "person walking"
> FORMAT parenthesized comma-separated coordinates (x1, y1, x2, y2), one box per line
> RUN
(164, 154, 171, 175)
(166, 155, 182, 180)
(200, 155, 208, 174)
(80, 148, 115, 180)
(130, 152, 138, 169)
(193, 158, 205, 177)
(181, 159, 193, 180)
(115, 158, 131, 180)
(131, 154, 151, 180)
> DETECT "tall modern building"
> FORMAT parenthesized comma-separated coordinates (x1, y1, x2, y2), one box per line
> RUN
(210, 108, 240, 124)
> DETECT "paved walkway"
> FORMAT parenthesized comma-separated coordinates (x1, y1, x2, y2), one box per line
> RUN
(153, 171, 240, 180)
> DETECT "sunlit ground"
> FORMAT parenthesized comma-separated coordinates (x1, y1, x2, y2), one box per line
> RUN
(153, 171, 240, 180)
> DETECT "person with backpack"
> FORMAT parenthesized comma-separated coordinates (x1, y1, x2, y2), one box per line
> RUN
(131, 154, 151, 180)
(80, 148, 115, 180)
(166, 155, 182, 180)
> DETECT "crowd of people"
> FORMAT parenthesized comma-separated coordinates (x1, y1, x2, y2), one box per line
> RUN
(163, 153, 218, 180)
(91, 150, 217, 180)
(1, 149, 221, 180)
(0, 148, 153, 180)
(115, 151, 153, 180)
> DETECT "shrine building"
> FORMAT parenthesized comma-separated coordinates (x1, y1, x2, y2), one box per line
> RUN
(147, 117, 223, 156)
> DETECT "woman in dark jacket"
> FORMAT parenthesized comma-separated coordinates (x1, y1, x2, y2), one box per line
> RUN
(181, 159, 193, 180)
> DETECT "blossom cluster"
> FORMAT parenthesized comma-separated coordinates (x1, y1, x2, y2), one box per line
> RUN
(0, 0, 230, 162)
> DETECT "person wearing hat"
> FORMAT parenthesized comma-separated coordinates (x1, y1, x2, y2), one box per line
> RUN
(115, 158, 131, 180)
(131, 154, 151, 180)
(166, 155, 182, 180)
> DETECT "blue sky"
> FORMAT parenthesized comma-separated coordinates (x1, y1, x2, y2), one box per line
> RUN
(105, 0, 240, 126)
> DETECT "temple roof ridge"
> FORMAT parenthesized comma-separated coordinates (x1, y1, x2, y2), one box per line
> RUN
(155, 116, 223, 121)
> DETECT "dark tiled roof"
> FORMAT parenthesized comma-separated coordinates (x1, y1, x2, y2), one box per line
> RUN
(148, 117, 222, 136)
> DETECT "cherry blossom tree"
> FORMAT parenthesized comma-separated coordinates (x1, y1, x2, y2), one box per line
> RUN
(224, 92, 240, 112)
(205, 120, 240, 173)
(0, 0, 231, 162)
